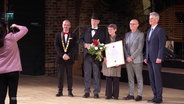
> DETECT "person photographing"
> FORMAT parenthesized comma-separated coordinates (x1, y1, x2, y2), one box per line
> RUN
(0, 21, 28, 104)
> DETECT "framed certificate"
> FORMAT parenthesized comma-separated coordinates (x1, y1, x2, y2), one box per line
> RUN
(105, 40, 125, 68)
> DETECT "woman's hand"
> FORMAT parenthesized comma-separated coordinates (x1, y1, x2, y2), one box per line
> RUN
(10, 24, 18, 28)
(103, 57, 107, 64)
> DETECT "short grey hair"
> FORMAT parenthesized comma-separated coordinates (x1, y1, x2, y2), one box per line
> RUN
(150, 12, 160, 21)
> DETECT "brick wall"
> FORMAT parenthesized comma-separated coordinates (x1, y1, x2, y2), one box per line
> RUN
(44, 0, 144, 75)
(45, 0, 80, 75)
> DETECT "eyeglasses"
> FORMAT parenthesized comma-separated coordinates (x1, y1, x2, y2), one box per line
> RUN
(129, 23, 138, 25)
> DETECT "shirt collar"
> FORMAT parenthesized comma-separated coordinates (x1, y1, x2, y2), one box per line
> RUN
(91, 26, 98, 30)
(151, 24, 158, 30)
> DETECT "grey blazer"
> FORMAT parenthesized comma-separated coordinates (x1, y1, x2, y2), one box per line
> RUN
(124, 30, 144, 63)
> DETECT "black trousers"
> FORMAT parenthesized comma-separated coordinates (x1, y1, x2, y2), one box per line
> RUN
(105, 77, 119, 99)
(57, 63, 73, 92)
(0, 71, 19, 104)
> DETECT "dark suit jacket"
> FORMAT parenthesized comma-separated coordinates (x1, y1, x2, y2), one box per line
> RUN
(55, 32, 77, 64)
(79, 26, 108, 58)
(145, 25, 166, 62)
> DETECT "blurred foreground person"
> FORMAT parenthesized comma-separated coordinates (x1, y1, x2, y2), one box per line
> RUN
(0, 21, 28, 104)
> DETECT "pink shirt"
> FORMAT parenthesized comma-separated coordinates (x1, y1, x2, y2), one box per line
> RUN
(0, 26, 28, 74)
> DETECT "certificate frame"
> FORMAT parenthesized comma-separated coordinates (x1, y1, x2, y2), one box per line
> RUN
(105, 40, 125, 68)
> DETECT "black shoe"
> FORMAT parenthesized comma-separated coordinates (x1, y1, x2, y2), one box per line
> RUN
(153, 99, 163, 103)
(105, 96, 112, 99)
(147, 97, 156, 103)
(135, 95, 142, 101)
(94, 94, 99, 99)
(56, 92, 63, 97)
(112, 96, 118, 100)
(113, 97, 118, 100)
(123, 95, 134, 100)
(68, 92, 74, 97)
(83, 93, 90, 98)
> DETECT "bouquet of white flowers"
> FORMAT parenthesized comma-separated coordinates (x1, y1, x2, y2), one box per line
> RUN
(88, 39, 106, 61)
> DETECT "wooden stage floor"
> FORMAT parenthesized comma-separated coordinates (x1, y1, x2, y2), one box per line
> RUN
(5, 72, 184, 104)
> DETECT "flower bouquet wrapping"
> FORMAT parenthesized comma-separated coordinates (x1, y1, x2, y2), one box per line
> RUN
(88, 39, 106, 61)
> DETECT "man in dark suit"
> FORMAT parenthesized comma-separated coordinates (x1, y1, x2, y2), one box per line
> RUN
(144, 12, 166, 103)
(55, 19, 77, 97)
(79, 13, 107, 98)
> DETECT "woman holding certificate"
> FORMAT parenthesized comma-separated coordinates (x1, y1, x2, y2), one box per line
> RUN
(101, 24, 122, 100)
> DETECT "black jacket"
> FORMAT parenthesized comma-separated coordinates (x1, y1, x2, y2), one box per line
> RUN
(55, 32, 77, 64)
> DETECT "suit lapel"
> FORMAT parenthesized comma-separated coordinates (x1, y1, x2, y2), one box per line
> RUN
(131, 32, 138, 43)
(92, 29, 98, 39)
(61, 32, 70, 45)
(60, 32, 64, 41)
(147, 29, 151, 41)
(128, 32, 138, 47)
(61, 32, 67, 44)
(148, 25, 158, 41)
(87, 28, 93, 41)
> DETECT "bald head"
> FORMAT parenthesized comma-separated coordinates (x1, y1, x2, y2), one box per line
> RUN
(129, 19, 139, 32)
(62, 19, 71, 32)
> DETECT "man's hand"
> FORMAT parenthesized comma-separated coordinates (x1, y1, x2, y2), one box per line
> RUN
(144, 59, 147, 64)
(84, 43, 90, 49)
(126, 57, 133, 63)
(10, 24, 18, 28)
(156, 58, 162, 63)
(63, 54, 70, 60)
